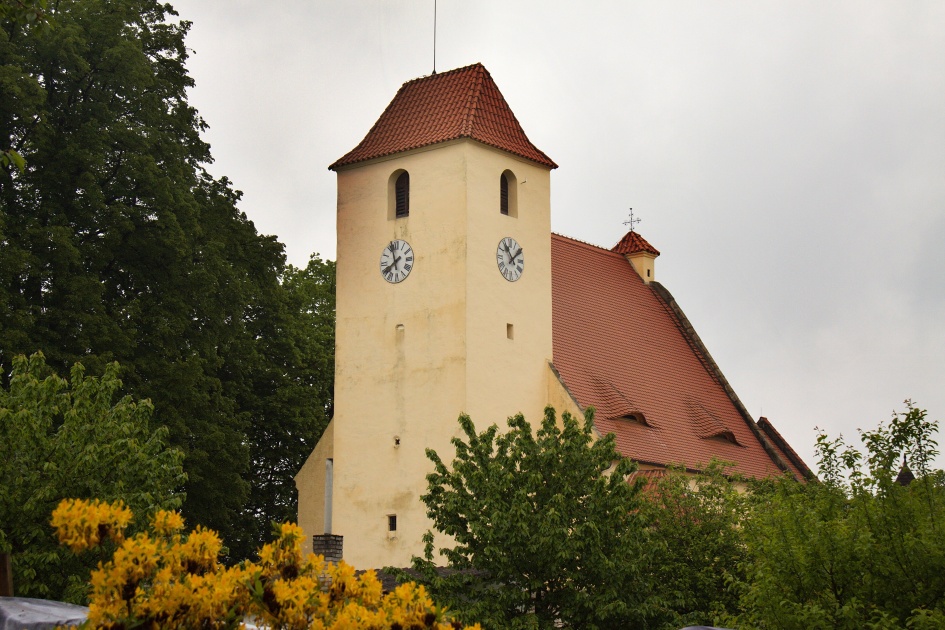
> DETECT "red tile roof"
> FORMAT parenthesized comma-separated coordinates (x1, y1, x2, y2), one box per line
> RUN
(612, 230, 660, 256)
(330, 63, 557, 170)
(758, 417, 813, 479)
(551, 233, 809, 480)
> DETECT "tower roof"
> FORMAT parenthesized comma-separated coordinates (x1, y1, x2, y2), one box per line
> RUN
(329, 63, 557, 170)
(612, 230, 660, 256)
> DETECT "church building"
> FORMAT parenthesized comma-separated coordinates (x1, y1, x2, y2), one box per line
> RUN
(295, 63, 810, 570)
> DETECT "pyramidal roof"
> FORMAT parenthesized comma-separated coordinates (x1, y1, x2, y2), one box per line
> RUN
(330, 63, 557, 170)
(612, 230, 661, 256)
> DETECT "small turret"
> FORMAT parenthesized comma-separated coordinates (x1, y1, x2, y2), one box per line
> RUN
(612, 230, 660, 283)
(896, 455, 915, 486)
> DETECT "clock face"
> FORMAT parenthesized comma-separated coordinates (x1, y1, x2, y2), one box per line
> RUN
(496, 236, 524, 282)
(380, 239, 414, 284)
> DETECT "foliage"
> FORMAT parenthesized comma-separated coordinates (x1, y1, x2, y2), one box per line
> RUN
(237, 255, 336, 555)
(638, 460, 747, 629)
(729, 402, 945, 629)
(407, 406, 658, 629)
(0, 0, 335, 558)
(0, 352, 185, 602)
(0, 0, 47, 174)
(52, 498, 478, 630)
(0, 0, 48, 29)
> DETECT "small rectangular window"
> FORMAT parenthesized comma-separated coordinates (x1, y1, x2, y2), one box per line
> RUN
(387, 514, 397, 532)
(507, 323, 514, 340)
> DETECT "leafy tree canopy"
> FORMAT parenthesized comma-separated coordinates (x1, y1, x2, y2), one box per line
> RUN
(0, 0, 48, 29)
(0, 352, 185, 602)
(0, 0, 334, 561)
(237, 254, 336, 554)
(638, 460, 747, 629)
(407, 407, 659, 630)
(730, 401, 945, 629)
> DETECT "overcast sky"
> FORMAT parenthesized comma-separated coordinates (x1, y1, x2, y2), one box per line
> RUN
(171, 0, 945, 472)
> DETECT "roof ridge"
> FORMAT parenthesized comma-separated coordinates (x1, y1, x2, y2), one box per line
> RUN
(551, 232, 621, 254)
(648, 281, 801, 478)
(401, 62, 484, 87)
(757, 417, 814, 478)
(461, 65, 486, 137)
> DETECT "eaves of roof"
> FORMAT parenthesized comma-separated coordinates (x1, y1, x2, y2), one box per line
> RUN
(330, 63, 557, 170)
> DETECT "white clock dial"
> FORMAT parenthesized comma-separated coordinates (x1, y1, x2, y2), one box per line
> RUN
(380, 239, 414, 284)
(496, 236, 524, 282)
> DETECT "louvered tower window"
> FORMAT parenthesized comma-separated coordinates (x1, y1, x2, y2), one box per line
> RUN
(395, 172, 410, 218)
(499, 170, 517, 217)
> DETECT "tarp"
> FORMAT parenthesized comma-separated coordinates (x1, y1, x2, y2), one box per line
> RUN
(0, 597, 88, 630)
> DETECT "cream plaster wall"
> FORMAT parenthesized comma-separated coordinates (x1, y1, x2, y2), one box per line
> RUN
(546, 363, 584, 423)
(627, 252, 657, 283)
(294, 419, 334, 555)
(462, 146, 553, 427)
(299, 139, 555, 569)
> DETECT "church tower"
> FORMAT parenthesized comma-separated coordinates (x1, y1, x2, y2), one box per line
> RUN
(296, 64, 558, 569)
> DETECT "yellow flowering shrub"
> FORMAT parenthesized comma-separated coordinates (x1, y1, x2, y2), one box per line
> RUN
(51, 499, 479, 630)
(51, 499, 133, 553)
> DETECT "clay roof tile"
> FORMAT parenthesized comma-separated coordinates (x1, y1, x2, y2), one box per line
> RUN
(612, 230, 660, 256)
(330, 63, 557, 170)
(551, 233, 805, 479)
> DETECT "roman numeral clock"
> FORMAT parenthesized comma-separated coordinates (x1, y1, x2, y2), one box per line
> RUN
(381, 238, 523, 284)
(379, 239, 414, 284)
(496, 236, 524, 282)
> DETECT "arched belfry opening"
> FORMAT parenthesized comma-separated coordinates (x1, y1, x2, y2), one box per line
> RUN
(389, 170, 410, 219)
(500, 170, 517, 217)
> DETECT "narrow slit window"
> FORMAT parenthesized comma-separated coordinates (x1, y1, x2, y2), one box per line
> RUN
(395, 172, 409, 218)
(507, 323, 514, 340)
(500, 170, 517, 217)
(387, 514, 397, 532)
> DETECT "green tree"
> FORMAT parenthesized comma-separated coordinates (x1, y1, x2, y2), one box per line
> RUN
(235, 254, 336, 556)
(0, 0, 47, 172)
(731, 402, 945, 629)
(0, 352, 185, 602)
(0, 0, 47, 29)
(407, 407, 659, 629)
(0, 0, 334, 557)
(639, 461, 747, 629)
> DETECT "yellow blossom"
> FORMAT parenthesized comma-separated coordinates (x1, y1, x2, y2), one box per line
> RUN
(51, 498, 132, 552)
(53, 498, 480, 630)
(178, 526, 222, 574)
(151, 509, 185, 536)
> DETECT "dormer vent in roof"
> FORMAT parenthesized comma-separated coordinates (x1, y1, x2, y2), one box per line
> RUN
(688, 400, 741, 446)
(612, 230, 660, 283)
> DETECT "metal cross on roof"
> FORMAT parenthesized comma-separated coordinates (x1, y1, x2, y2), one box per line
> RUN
(623, 208, 641, 233)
